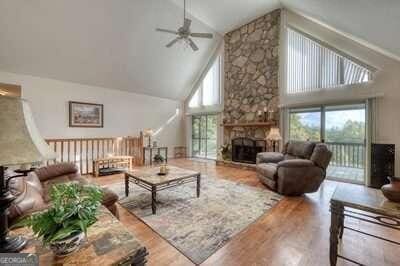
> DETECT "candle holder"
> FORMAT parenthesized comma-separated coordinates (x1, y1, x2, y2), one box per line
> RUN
(268, 110, 275, 121)
(263, 110, 268, 122)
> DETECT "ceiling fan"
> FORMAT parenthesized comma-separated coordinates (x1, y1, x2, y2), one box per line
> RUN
(156, 0, 213, 51)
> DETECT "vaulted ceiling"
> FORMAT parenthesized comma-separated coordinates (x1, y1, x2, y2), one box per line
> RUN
(171, 0, 281, 34)
(0, 0, 399, 100)
(0, 0, 221, 100)
(178, 0, 400, 61)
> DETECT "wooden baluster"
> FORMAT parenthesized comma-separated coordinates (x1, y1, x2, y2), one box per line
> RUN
(97, 139, 100, 160)
(79, 140, 83, 174)
(102, 139, 105, 158)
(91, 140, 94, 174)
(60, 141, 64, 162)
(73, 140, 77, 166)
(86, 140, 89, 175)
(54, 141, 58, 163)
(68, 141, 70, 162)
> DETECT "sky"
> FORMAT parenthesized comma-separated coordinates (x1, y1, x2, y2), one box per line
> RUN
(298, 109, 365, 129)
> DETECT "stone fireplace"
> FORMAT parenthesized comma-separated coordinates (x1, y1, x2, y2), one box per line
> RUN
(222, 9, 281, 157)
(232, 137, 266, 164)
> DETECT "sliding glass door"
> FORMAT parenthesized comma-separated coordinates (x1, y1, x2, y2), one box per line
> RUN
(289, 107, 321, 142)
(289, 103, 366, 183)
(192, 114, 218, 159)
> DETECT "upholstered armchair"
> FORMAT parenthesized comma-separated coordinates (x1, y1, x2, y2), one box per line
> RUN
(256, 141, 332, 196)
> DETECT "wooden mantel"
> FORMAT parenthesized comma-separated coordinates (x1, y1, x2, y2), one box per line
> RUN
(221, 121, 276, 128)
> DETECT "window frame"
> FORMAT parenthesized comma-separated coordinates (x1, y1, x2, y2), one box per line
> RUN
(286, 26, 375, 95)
(191, 114, 218, 160)
(187, 55, 223, 114)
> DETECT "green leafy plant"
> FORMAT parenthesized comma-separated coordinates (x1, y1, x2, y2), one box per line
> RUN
(153, 154, 165, 163)
(219, 144, 231, 161)
(13, 183, 103, 245)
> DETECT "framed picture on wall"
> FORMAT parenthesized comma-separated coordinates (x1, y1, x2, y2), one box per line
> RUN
(69, 101, 103, 128)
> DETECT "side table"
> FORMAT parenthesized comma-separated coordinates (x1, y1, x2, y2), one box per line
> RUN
(330, 184, 400, 265)
(142, 146, 168, 165)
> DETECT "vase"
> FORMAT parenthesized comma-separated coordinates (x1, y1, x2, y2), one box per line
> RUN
(49, 232, 85, 257)
(381, 176, 400, 202)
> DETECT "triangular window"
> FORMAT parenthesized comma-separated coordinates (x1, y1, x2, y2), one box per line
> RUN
(188, 56, 221, 108)
(287, 28, 373, 94)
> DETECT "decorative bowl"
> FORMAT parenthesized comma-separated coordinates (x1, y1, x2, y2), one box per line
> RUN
(49, 232, 85, 257)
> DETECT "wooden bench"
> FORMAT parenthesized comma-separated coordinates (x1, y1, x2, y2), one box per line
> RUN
(93, 156, 133, 177)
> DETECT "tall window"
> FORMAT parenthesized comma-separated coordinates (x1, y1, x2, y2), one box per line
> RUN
(287, 28, 372, 94)
(192, 114, 217, 159)
(289, 107, 321, 141)
(189, 56, 221, 108)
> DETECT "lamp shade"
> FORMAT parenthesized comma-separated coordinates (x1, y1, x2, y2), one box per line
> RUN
(0, 96, 56, 166)
(266, 127, 282, 141)
(143, 129, 154, 137)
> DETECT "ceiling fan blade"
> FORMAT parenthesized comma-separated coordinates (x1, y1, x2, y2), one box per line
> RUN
(190, 32, 213, 39)
(156, 28, 178, 35)
(166, 37, 182, 48)
(187, 38, 199, 51)
(183, 18, 192, 31)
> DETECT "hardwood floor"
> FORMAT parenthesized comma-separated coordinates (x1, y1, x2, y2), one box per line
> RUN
(91, 159, 400, 266)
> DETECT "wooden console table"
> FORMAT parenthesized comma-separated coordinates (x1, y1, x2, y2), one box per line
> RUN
(13, 206, 148, 265)
(330, 185, 400, 266)
(93, 156, 133, 177)
(142, 146, 168, 165)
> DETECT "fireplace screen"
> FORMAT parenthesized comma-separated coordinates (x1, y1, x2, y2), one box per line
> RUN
(232, 137, 266, 164)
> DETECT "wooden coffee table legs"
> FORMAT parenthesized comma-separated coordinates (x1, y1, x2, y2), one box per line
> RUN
(150, 175, 200, 215)
(151, 186, 157, 215)
(125, 174, 129, 197)
(197, 174, 201, 198)
(329, 201, 344, 266)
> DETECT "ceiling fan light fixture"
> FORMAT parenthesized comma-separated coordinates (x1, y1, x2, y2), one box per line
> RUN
(155, 0, 213, 51)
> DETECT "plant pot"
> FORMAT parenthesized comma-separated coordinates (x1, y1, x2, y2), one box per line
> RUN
(49, 232, 85, 257)
(381, 176, 400, 202)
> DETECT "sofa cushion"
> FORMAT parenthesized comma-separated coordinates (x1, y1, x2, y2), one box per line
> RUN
(35, 163, 79, 182)
(256, 163, 278, 180)
(286, 141, 316, 159)
(284, 154, 297, 160)
(256, 152, 284, 164)
(9, 174, 47, 221)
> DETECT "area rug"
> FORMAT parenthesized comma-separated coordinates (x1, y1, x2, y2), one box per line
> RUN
(108, 176, 282, 265)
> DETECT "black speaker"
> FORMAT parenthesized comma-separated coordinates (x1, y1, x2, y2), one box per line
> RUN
(370, 144, 395, 188)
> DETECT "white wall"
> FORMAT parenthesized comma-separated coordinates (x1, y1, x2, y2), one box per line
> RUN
(0, 71, 184, 158)
(284, 10, 400, 176)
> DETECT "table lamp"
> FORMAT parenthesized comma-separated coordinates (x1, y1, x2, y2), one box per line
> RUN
(143, 129, 154, 147)
(0, 96, 56, 252)
(266, 127, 282, 152)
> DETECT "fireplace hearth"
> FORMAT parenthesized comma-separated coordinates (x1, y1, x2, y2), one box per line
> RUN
(232, 137, 266, 164)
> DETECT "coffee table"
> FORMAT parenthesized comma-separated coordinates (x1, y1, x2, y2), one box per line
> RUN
(125, 166, 201, 214)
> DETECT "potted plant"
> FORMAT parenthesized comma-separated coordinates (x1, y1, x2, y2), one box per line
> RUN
(14, 183, 103, 256)
(219, 144, 231, 161)
(153, 154, 165, 164)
